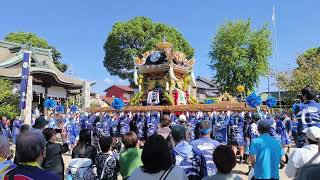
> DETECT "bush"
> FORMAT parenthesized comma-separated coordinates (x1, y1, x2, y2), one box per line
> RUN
(0, 78, 19, 119)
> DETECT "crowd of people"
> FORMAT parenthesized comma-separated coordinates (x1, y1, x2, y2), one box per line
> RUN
(0, 86, 320, 180)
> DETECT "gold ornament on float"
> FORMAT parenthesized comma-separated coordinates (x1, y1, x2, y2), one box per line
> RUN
(236, 85, 245, 93)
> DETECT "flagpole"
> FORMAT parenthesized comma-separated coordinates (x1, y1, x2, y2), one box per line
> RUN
(268, 65, 270, 96)
(272, 5, 281, 108)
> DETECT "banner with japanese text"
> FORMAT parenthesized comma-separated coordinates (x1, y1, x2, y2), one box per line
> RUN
(19, 52, 31, 109)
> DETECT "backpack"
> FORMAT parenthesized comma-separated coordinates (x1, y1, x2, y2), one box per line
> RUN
(100, 156, 112, 179)
(66, 158, 96, 180)
(295, 152, 320, 180)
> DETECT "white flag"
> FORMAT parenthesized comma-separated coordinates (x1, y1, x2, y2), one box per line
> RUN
(272, 5, 276, 22)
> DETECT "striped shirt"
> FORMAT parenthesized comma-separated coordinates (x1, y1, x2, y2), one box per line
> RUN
(191, 137, 220, 176)
(295, 100, 320, 147)
(173, 141, 205, 179)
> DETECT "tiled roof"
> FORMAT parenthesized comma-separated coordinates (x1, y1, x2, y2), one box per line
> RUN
(116, 85, 134, 92)
(196, 76, 219, 90)
(104, 85, 133, 92)
(0, 40, 89, 87)
(196, 76, 217, 86)
(100, 96, 130, 104)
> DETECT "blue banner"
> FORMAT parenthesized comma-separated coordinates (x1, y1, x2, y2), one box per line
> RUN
(19, 52, 31, 109)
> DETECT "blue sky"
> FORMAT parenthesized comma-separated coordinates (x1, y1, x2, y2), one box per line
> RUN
(1, 0, 319, 93)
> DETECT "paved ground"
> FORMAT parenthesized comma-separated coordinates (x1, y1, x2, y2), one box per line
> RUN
(232, 162, 291, 180)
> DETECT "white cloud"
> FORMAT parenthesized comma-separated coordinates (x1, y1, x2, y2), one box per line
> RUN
(104, 77, 113, 84)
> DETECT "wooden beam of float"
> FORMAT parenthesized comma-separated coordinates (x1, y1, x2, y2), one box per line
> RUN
(87, 103, 265, 113)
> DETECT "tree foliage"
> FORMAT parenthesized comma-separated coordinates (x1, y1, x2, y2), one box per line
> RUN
(277, 47, 320, 94)
(4, 32, 67, 72)
(103, 16, 194, 82)
(209, 20, 272, 94)
(0, 79, 19, 119)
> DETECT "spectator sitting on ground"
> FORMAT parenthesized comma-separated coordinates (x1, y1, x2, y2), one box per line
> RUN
(119, 131, 143, 179)
(249, 118, 286, 180)
(96, 136, 119, 180)
(129, 134, 187, 180)
(203, 145, 242, 180)
(172, 125, 207, 179)
(6, 132, 60, 180)
(285, 126, 320, 178)
(72, 129, 97, 163)
(42, 128, 69, 179)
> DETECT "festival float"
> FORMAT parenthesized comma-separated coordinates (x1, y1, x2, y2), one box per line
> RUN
(88, 41, 260, 113)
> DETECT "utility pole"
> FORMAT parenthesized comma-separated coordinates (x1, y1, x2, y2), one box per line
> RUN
(272, 5, 281, 108)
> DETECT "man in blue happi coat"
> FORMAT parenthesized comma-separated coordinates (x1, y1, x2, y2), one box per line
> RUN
(0, 116, 11, 140)
(295, 86, 320, 147)
(119, 115, 131, 136)
(191, 120, 220, 176)
(101, 113, 111, 137)
(245, 113, 260, 175)
(12, 116, 22, 144)
(229, 114, 245, 164)
(214, 113, 229, 144)
(172, 125, 207, 179)
(64, 114, 79, 150)
(48, 113, 57, 129)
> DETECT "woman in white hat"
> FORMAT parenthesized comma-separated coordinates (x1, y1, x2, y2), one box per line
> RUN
(285, 126, 320, 178)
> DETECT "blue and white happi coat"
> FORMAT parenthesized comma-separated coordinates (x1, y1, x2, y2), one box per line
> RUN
(12, 119, 22, 144)
(275, 120, 291, 145)
(173, 141, 206, 179)
(146, 113, 159, 137)
(229, 115, 245, 146)
(48, 117, 57, 129)
(191, 137, 220, 176)
(64, 118, 79, 145)
(136, 115, 146, 139)
(214, 115, 229, 144)
(119, 116, 131, 136)
(295, 100, 320, 147)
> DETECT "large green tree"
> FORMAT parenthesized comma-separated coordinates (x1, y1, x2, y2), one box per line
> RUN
(4, 32, 67, 72)
(103, 16, 194, 82)
(277, 47, 320, 94)
(209, 20, 272, 94)
(0, 79, 19, 119)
